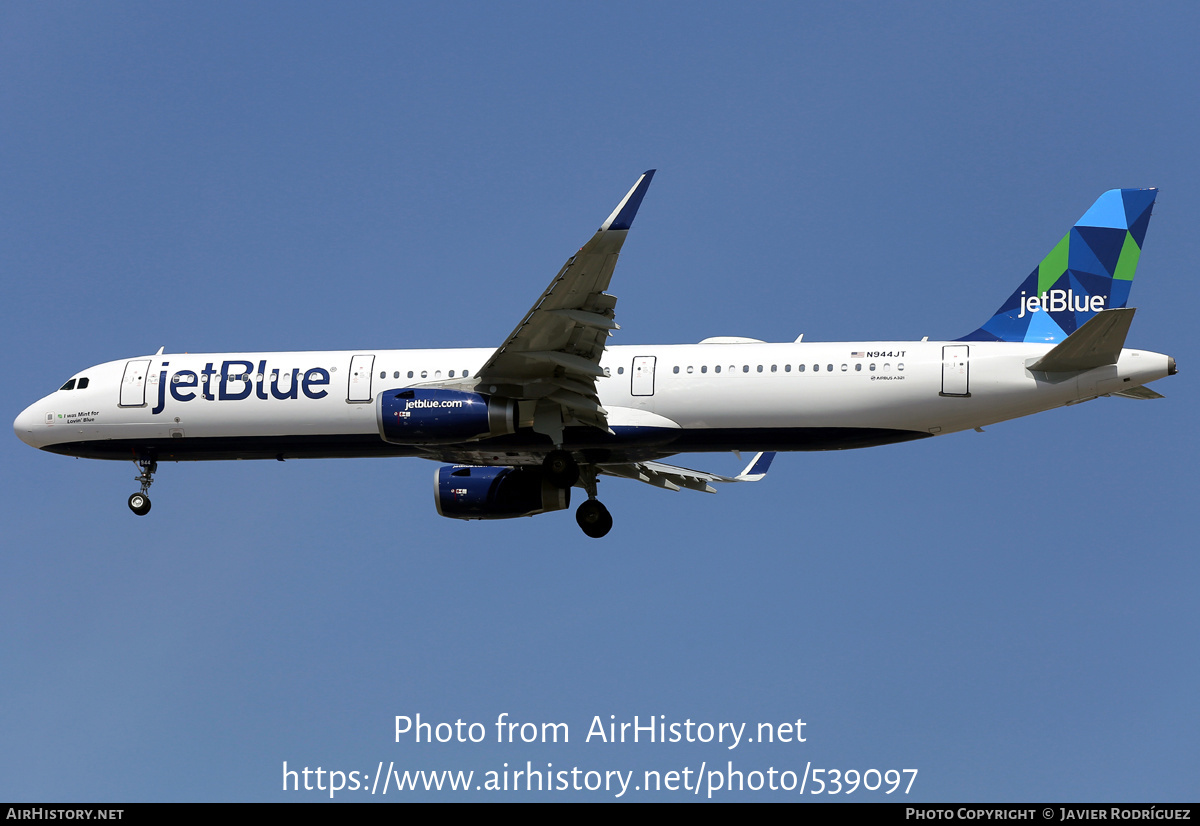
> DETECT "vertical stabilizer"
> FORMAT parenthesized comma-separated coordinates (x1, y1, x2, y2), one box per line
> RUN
(959, 189, 1157, 343)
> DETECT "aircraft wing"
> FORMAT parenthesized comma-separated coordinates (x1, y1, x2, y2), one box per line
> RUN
(468, 171, 656, 441)
(598, 452, 776, 494)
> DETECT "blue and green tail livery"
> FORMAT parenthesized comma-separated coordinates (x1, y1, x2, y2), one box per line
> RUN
(960, 188, 1157, 343)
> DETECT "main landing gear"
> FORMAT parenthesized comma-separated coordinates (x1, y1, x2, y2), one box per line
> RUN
(541, 449, 579, 488)
(573, 462, 612, 539)
(128, 457, 156, 516)
(543, 450, 612, 538)
(575, 499, 612, 539)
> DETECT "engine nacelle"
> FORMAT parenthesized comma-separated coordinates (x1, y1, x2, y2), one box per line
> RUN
(379, 389, 516, 445)
(434, 466, 570, 520)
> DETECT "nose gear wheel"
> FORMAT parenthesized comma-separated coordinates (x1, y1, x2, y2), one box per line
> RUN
(128, 457, 157, 516)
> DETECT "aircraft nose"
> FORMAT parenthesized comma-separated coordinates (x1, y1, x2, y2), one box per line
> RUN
(14, 401, 46, 448)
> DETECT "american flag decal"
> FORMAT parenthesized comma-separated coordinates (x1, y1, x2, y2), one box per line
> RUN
(850, 351, 865, 358)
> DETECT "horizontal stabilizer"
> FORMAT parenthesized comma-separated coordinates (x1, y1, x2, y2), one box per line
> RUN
(1111, 385, 1165, 400)
(1028, 308, 1135, 372)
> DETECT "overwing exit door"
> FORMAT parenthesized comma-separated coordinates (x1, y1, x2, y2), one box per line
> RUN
(631, 356, 656, 396)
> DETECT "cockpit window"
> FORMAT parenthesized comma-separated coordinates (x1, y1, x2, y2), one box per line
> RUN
(77, 377, 89, 389)
(60, 379, 76, 391)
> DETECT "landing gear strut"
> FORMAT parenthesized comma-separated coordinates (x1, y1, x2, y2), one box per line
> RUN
(574, 464, 612, 538)
(128, 457, 156, 516)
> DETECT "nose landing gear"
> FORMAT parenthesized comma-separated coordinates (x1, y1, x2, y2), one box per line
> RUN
(128, 457, 157, 516)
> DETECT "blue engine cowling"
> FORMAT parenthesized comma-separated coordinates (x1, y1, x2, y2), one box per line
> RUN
(379, 389, 516, 445)
(434, 466, 570, 520)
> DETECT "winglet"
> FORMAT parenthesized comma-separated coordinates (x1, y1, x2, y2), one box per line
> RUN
(736, 451, 775, 481)
(599, 170, 656, 231)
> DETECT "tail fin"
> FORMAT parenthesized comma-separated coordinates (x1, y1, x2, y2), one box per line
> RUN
(959, 188, 1157, 343)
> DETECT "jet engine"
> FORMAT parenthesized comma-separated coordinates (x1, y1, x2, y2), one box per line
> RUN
(379, 389, 515, 445)
(434, 465, 570, 520)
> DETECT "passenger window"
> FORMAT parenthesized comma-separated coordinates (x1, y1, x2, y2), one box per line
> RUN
(813, 364, 819, 372)
(686, 366, 694, 374)
(898, 363, 905, 371)
(435, 370, 442, 378)
(798, 364, 805, 372)
(420, 370, 428, 378)
(870, 363, 876, 372)
(714, 365, 722, 373)
(700, 365, 707, 373)
(449, 370, 455, 378)
(618, 367, 625, 375)
(743, 365, 749, 373)
(771, 364, 777, 372)
(827, 364, 834, 372)
(840, 364, 847, 372)
(757, 365, 763, 373)
(394, 371, 400, 379)
(60, 379, 76, 391)
(855, 363, 862, 372)
(673, 366, 680, 374)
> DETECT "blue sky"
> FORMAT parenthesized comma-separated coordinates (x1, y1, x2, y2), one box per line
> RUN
(3, 2, 1198, 802)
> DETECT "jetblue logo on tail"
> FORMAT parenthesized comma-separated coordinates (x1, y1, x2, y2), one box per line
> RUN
(960, 188, 1156, 344)
(1017, 290, 1106, 318)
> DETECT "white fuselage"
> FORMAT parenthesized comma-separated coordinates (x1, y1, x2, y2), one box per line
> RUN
(14, 339, 1173, 463)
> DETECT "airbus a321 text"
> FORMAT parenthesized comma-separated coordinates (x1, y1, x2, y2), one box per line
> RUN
(14, 172, 1176, 537)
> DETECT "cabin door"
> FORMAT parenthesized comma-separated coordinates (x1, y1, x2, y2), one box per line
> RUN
(347, 354, 376, 403)
(119, 359, 152, 407)
(941, 345, 970, 397)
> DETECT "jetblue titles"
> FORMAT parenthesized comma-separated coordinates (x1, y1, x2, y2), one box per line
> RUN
(1017, 289, 1106, 319)
(152, 360, 330, 414)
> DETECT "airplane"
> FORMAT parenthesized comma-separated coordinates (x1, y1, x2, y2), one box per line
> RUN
(13, 172, 1176, 537)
